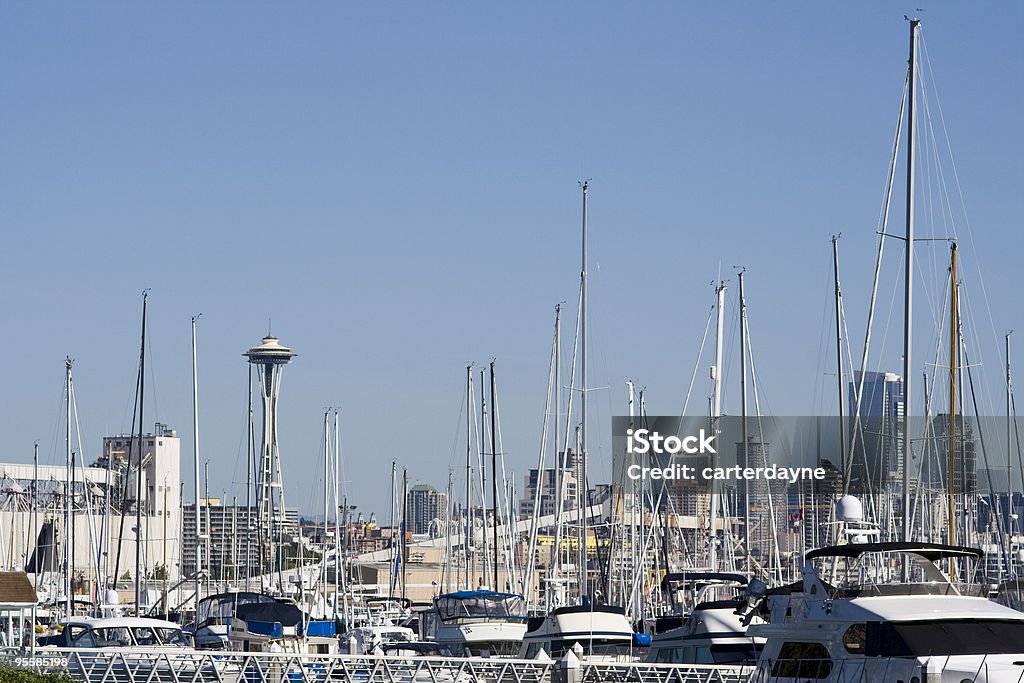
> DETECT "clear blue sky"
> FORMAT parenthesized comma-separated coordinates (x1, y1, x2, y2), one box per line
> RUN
(3, 3, 1021, 520)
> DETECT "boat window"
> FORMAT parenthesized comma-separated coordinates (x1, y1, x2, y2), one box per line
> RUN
(866, 620, 1024, 656)
(843, 623, 867, 653)
(709, 643, 762, 665)
(154, 627, 191, 646)
(771, 642, 833, 679)
(653, 646, 688, 663)
(547, 638, 633, 659)
(694, 646, 713, 664)
(524, 642, 542, 659)
(70, 630, 96, 648)
(65, 625, 89, 642)
(133, 627, 159, 645)
(465, 641, 520, 657)
(93, 627, 132, 647)
(380, 630, 412, 643)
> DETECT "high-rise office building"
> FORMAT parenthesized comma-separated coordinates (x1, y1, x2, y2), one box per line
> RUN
(406, 484, 447, 535)
(519, 450, 581, 520)
(847, 371, 904, 493)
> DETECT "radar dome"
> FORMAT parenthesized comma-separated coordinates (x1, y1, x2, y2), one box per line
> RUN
(836, 495, 864, 522)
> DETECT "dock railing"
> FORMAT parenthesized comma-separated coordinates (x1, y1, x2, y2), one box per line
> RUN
(18, 648, 755, 683)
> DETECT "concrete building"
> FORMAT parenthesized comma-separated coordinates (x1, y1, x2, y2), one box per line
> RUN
(0, 424, 183, 607)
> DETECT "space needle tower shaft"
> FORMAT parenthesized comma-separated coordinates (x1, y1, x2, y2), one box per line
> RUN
(243, 334, 296, 574)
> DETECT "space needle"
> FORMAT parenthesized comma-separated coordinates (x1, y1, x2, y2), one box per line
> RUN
(244, 334, 296, 573)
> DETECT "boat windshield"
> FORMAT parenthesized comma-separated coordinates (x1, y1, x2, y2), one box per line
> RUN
(810, 551, 984, 597)
(378, 629, 413, 643)
(153, 627, 192, 646)
(92, 627, 132, 647)
(863, 619, 1024, 657)
(435, 593, 527, 621)
(544, 638, 635, 659)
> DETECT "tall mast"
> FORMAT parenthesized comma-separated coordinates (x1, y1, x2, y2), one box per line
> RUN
(832, 238, 847, 484)
(323, 409, 330, 613)
(947, 243, 958, 544)
(552, 305, 564, 590)
(334, 409, 341, 620)
(33, 443, 39, 592)
(902, 18, 920, 541)
(64, 357, 73, 618)
(135, 290, 148, 616)
(1008, 332, 1015, 538)
(191, 314, 202, 618)
(479, 368, 489, 586)
(401, 468, 409, 600)
(575, 425, 584, 599)
(579, 180, 589, 601)
(245, 366, 253, 591)
(204, 462, 210, 592)
(490, 361, 499, 591)
(388, 461, 397, 595)
(626, 379, 635, 608)
(465, 365, 472, 590)
(738, 271, 750, 573)
(710, 281, 726, 570)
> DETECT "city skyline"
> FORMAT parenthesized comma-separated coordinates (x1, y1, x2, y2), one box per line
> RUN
(3, 4, 1021, 519)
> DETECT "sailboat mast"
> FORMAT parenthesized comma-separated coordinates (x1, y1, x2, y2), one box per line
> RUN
(738, 271, 750, 573)
(579, 180, 589, 601)
(64, 357, 73, 618)
(947, 243, 958, 544)
(388, 461, 396, 595)
(1008, 332, 1015, 537)
(191, 314, 202, 617)
(465, 365, 472, 590)
(902, 18, 920, 542)
(552, 306, 563, 591)
(245, 366, 253, 591)
(710, 282, 726, 570)
(333, 410, 342, 622)
(323, 409, 330, 613)
(135, 290, 148, 616)
(401, 468, 409, 600)
(490, 361, 499, 591)
(833, 238, 847, 482)
(33, 443, 39, 591)
(479, 368, 489, 586)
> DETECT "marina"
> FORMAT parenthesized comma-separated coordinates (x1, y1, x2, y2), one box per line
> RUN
(3, 5, 1024, 683)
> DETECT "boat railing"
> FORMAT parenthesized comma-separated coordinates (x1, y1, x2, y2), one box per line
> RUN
(753, 652, 1021, 683)
(23, 647, 756, 683)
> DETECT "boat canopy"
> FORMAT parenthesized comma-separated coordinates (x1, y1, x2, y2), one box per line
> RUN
(235, 601, 307, 628)
(434, 590, 527, 621)
(805, 541, 983, 561)
(196, 591, 276, 625)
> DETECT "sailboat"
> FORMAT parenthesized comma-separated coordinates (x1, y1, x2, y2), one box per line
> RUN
(519, 183, 647, 661)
